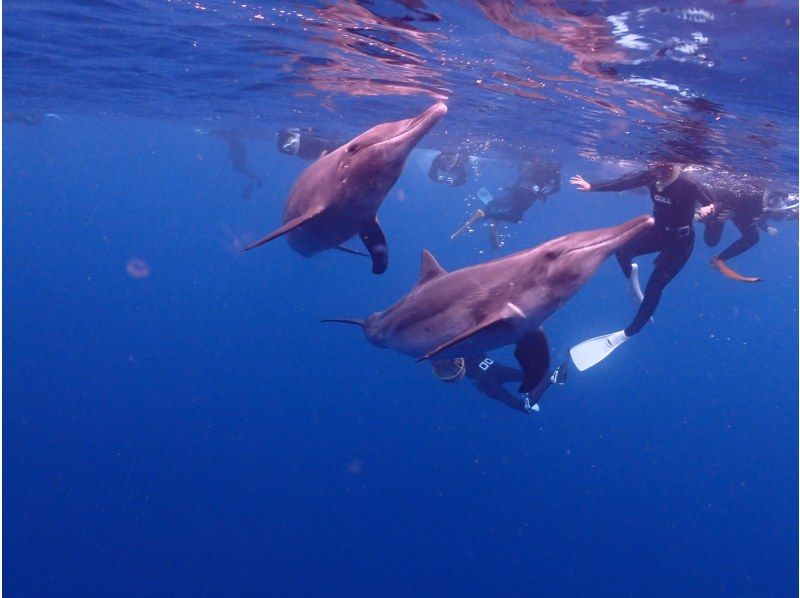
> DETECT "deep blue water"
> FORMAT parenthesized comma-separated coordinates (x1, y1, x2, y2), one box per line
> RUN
(4, 1, 798, 596)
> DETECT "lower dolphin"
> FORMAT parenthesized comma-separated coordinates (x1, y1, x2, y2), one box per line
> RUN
(324, 215, 654, 391)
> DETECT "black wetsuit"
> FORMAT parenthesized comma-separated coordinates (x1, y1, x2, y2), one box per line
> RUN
(277, 128, 340, 161)
(589, 168, 714, 336)
(702, 186, 799, 262)
(483, 159, 561, 222)
(428, 152, 468, 187)
(464, 354, 558, 412)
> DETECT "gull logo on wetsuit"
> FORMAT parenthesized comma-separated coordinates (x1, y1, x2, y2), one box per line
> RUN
(653, 193, 672, 205)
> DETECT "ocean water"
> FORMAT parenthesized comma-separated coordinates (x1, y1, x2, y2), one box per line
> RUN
(3, 1, 798, 596)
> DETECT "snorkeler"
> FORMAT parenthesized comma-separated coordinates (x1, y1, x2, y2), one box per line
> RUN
(277, 127, 340, 161)
(568, 163, 716, 371)
(702, 184, 798, 282)
(432, 354, 568, 414)
(428, 150, 468, 187)
(451, 154, 561, 249)
(212, 130, 262, 200)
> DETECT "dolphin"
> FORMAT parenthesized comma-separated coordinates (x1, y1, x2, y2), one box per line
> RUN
(324, 215, 654, 391)
(243, 102, 448, 274)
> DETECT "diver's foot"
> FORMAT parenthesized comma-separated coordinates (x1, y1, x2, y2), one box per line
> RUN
(523, 396, 540, 413)
(550, 362, 568, 385)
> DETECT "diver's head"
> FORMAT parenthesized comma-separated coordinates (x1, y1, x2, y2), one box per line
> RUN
(438, 151, 458, 169)
(649, 162, 681, 185)
(432, 358, 466, 383)
(277, 128, 301, 156)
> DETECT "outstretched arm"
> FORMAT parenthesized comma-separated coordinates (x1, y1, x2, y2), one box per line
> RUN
(571, 170, 656, 193)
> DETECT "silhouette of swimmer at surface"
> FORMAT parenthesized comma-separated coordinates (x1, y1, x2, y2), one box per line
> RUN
(451, 155, 561, 249)
(428, 151, 468, 187)
(212, 130, 262, 200)
(702, 183, 798, 282)
(432, 354, 568, 414)
(568, 163, 716, 371)
(277, 127, 340, 161)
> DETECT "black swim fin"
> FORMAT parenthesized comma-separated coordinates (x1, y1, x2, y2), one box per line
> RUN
(514, 329, 550, 393)
(360, 218, 389, 274)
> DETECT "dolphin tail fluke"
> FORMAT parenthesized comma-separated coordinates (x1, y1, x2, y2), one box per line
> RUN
(241, 207, 324, 252)
(711, 257, 762, 283)
(569, 330, 629, 372)
(320, 318, 365, 327)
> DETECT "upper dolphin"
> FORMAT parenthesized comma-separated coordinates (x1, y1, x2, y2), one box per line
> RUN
(243, 102, 448, 274)
(325, 215, 654, 391)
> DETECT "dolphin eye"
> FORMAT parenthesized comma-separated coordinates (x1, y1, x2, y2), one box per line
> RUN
(346, 143, 360, 154)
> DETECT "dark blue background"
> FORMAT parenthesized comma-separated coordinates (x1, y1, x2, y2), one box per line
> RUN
(4, 117, 797, 596)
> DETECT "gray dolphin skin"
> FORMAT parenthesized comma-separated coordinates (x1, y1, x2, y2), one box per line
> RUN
(243, 102, 448, 274)
(324, 215, 654, 391)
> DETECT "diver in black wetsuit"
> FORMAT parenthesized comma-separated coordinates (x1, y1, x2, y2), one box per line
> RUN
(568, 164, 717, 370)
(702, 185, 798, 282)
(212, 130, 262, 200)
(277, 127, 340, 161)
(428, 151, 468, 187)
(432, 354, 568, 413)
(451, 155, 562, 249)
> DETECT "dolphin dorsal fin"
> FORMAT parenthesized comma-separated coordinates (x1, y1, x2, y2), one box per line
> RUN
(417, 250, 447, 286)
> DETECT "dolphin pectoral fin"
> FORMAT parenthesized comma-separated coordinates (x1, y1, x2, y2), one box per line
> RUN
(359, 219, 388, 275)
(514, 330, 550, 393)
(242, 207, 324, 252)
(335, 245, 370, 258)
(415, 312, 509, 362)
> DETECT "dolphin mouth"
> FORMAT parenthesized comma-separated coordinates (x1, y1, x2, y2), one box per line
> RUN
(374, 102, 448, 149)
(561, 215, 654, 257)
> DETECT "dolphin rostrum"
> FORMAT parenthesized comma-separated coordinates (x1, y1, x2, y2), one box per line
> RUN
(243, 102, 448, 274)
(324, 215, 654, 391)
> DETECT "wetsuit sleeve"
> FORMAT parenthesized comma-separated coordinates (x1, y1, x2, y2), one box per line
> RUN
(451, 166, 467, 186)
(694, 181, 714, 207)
(589, 170, 656, 192)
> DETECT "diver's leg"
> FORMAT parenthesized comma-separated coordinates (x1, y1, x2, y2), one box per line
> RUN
(704, 217, 724, 248)
(717, 217, 759, 261)
(624, 235, 693, 336)
(475, 378, 530, 413)
(615, 227, 658, 279)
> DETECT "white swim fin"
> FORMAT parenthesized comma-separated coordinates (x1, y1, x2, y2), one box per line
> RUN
(476, 187, 494, 205)
(629, 262, 644, 303)
(569, 330, 629, 372)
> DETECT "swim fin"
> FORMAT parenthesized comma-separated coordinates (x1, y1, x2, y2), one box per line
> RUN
(711, 257, 762, 283)
(569, 330, 629, 372)
(450, 209, 485, 241)
(629, 262, 644, 303)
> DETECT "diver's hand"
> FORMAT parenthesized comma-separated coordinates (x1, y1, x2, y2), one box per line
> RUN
(570, 175, 591, 192)
(697, 204, 716, 221)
